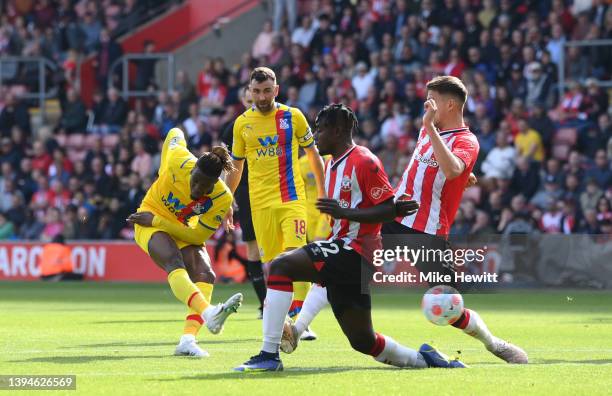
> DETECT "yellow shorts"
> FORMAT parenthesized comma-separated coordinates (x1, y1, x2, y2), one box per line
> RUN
(252, 202, 307, 262)
(134, 223, 194, 255)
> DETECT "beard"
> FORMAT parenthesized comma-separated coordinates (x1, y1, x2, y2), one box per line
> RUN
(256, 100, 273, 113)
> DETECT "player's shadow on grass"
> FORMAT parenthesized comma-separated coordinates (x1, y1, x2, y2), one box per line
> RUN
(93, 317, 256, 324)
(535, 358, 612, 365)
(156, 366, 393, 381)
(9, 355, 170, 364)
(61, 339, 259, 349)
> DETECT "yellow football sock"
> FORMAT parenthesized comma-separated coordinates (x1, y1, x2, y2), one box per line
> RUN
(183, 282, 214, 336)
(167, 268, 209, 315)
(289, 281, 311, 319)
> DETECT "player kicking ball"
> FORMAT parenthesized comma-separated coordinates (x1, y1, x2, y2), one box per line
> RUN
(234, 104, 467, 372)
(127, 128, 242, 358)
(282, 76, 528, 364)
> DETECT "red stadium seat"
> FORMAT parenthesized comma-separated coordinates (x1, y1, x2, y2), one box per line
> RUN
(552, 144, 571, 161)
(67, 148, 87, 163)
(67, 134, 85, 149)
(554, 127, 577, 146)
(103, 134, 120, 149)
(85, 134, 102, 149)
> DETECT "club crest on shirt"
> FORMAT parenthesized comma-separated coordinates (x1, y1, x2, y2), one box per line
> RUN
(279, 118, 290, 130)
(370, 185, 391, 200)
(340, 175, 352, 192)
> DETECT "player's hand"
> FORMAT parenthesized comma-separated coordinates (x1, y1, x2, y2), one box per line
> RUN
(465, 173, 477, 189)
(316, 198, 346, 219)
(394, 195, 419, 217)
(126, 212, 154, 227)
(423, 98, 437, 131)
(223, 206, 234, 231)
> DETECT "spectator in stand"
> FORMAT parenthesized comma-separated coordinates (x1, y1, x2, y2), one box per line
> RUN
(482, 131, 516, 181)
(580, 178, 603, 215)
(130, 139, 152, 179)
(586, 149, 612, 190)
(509, 156, 540, 200)
(94, 28, 123, 90)
(253, 20, 275, 59)
(0, 93, 31, 136)
(93, 87, 128, 134)
(273, 0, 297, 32)
(0, 212, 15, 239)
(514, 119, 545, 163)
(531, 175, 564, 210)
(58, 88, 88, 134)
(134, 40, 157, 91)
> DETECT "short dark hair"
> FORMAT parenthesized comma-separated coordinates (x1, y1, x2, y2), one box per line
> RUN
(315, 103, 358, 136)
(250, 67, 276, 84)
(196, 146, 235, 178)
(426, 76, 468, 106)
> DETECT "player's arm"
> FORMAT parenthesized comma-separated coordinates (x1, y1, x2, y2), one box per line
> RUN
(422, 99, 466, 180)
(126, 212, 216, 245)
(225, 118, 246, 195)
(316, 197, 419, 223)
(225, 159, 244, 195)
(304, 145, 325, 198)
(160, 127, 190, 173)
(295, 108, 326, 197)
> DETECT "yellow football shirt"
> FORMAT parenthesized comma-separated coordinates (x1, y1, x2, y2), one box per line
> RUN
(515, 128, 545, 162)
(140, 128, 232, 245)
(231, 103, 314, 211)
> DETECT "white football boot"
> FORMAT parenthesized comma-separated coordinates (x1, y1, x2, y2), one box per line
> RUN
(174, 334, 209, 358)
(299, 326, 317, 341)
(202, 292, 243, 334)
(487, 337, 529, 364)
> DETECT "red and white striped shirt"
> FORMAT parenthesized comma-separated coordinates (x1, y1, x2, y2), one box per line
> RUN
(325, 145, 395, 256)
(394, 127, 479, 236)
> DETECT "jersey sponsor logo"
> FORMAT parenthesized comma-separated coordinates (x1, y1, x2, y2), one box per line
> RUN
(415, 153, 439, 167)
(256, 136, 283, 157)
(257, 135, 279, 147)
(161, 191, 186, 212)
(340, 175, 352, 192)
(339, 199, 349, 208)
(256, 146, 283, 157)
(370, 185, 391, 200)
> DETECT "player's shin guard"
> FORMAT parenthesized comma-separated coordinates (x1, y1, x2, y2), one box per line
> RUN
(183, 282, 214, 336)
(288, 282, 311, 319)
(370, 333, 427, 368)
(262, 275, 294, 354)
(295, 284, 328, 335)
(246, 260, 267, 308)
(167, 269, 209, 315)
(452, 308, 495, 348)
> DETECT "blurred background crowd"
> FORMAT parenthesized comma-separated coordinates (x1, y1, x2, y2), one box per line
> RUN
(0, 0, 610, 242)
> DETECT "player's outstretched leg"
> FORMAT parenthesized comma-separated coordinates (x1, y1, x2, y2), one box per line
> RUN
(332, 292, 466, 369)
(148, 233, 242, 357)
(234, 249, 320, 372)
(281, 283, 329, 353)
(451, 307, 528, 364)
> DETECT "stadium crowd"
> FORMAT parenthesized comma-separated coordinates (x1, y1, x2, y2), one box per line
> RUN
(0, 0, 610, 242)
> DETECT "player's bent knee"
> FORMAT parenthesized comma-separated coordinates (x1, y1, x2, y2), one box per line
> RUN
(163, 255, 185, 274)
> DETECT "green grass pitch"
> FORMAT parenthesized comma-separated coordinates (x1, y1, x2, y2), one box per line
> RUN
(1, 282, 611, 395)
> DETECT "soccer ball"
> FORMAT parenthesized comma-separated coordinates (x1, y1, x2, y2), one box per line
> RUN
(421, 285, 464, 326)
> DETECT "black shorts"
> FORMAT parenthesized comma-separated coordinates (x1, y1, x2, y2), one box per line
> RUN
(381, 221, 457, 289)
(235, 184, 255, 242)
(302, 239, 373, 319)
